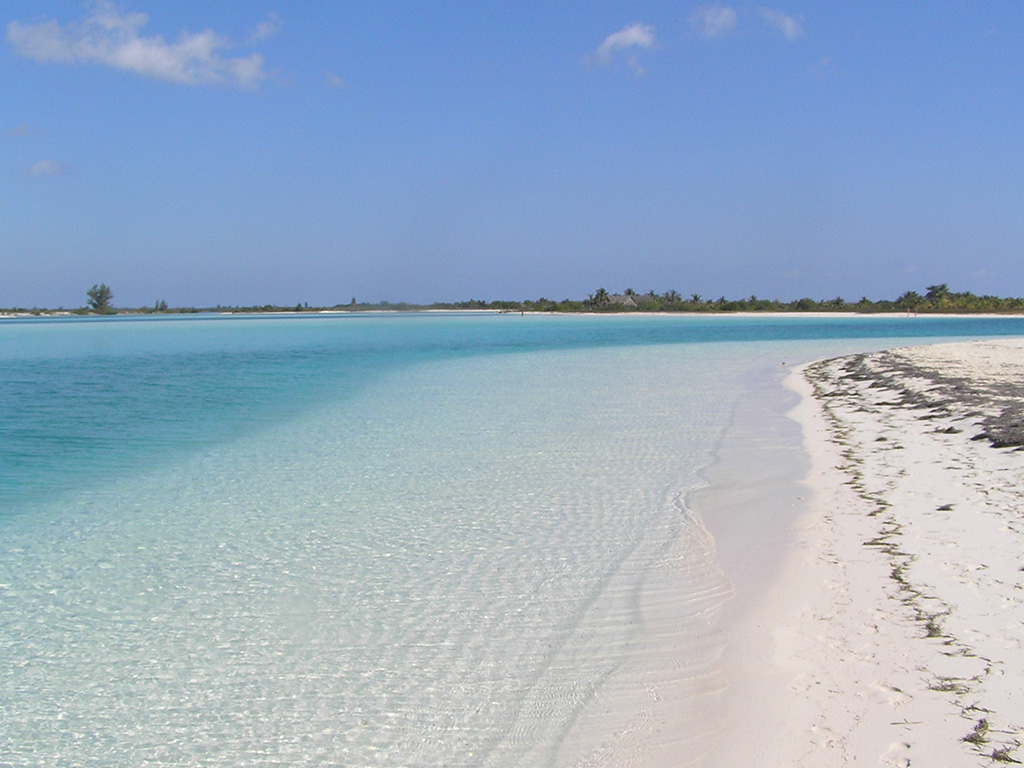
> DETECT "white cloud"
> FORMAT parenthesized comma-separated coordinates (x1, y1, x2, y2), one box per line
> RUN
(759, 8, 803, 40)
(6, 1, 269, 88)
(588, 23, 655, 75)
(691, 6, 738, 39)
(28, 159, 70, 177)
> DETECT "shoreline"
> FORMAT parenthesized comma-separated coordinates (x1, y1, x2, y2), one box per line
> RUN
(702, 338, 1024, 766)
(691, 361, 815, 767)
(4, 309, 1024, 320)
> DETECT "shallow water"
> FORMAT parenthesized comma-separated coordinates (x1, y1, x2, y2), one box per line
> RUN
(2, 313, 1022, 765)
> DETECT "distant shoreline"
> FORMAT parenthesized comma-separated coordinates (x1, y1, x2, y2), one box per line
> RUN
(4, 308, 1024, 321)
(5, 283, 1024, 318)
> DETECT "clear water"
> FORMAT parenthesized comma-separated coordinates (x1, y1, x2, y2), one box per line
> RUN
(2, 313, 1022, 766)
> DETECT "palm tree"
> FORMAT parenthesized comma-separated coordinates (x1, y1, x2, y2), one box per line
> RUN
(86, 283, 114, 313)
(926, 284, 950, 307)
(896, 290, 923, 311)
(586, 287, 610, 309)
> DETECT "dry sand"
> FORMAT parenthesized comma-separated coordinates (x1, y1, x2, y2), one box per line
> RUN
(706, 338, 1024, 766)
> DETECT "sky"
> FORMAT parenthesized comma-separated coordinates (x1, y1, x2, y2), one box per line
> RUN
(3, 1, 1024, 308)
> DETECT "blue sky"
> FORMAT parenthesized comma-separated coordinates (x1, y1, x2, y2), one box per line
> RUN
(3, 2, 1023, 307)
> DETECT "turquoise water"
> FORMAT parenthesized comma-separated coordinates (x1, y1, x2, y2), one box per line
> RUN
(1, 313, 1022, 766)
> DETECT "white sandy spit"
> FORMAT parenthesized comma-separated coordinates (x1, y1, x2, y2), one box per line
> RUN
(705, 338, 1024, 767)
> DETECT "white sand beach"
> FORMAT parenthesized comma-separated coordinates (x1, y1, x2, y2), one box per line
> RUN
(703, 338, 1024, 766)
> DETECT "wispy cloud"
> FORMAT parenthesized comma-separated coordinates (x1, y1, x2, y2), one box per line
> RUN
(325, 70, 347, 90)
(6, 1, 270, 88)
(6, 124, 46, 138)
(759, 8, 803, 40)
(248, 13, 281, 44)
(811, 56, 833, 79)
(587, 23, 655, 75)
(691, 6, 738, 39)
(28, 159, 71, 178)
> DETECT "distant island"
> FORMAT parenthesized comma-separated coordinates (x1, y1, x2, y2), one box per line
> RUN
(4, 283, 1024, 317)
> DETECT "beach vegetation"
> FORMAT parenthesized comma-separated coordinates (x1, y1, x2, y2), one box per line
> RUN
(584, 287, 611, 309)
(926, 283, 951, 306)
(86, 283, 114, 313)
(896, 290, 923, 312)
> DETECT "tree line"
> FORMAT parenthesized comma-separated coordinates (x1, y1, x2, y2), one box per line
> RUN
(423, 283, 1024, 313)
(2, 283, 1023, 316)
(574, 283, 1024, 313)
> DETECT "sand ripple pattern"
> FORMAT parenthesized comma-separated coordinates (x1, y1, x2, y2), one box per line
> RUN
(0, 345, 744, 766)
